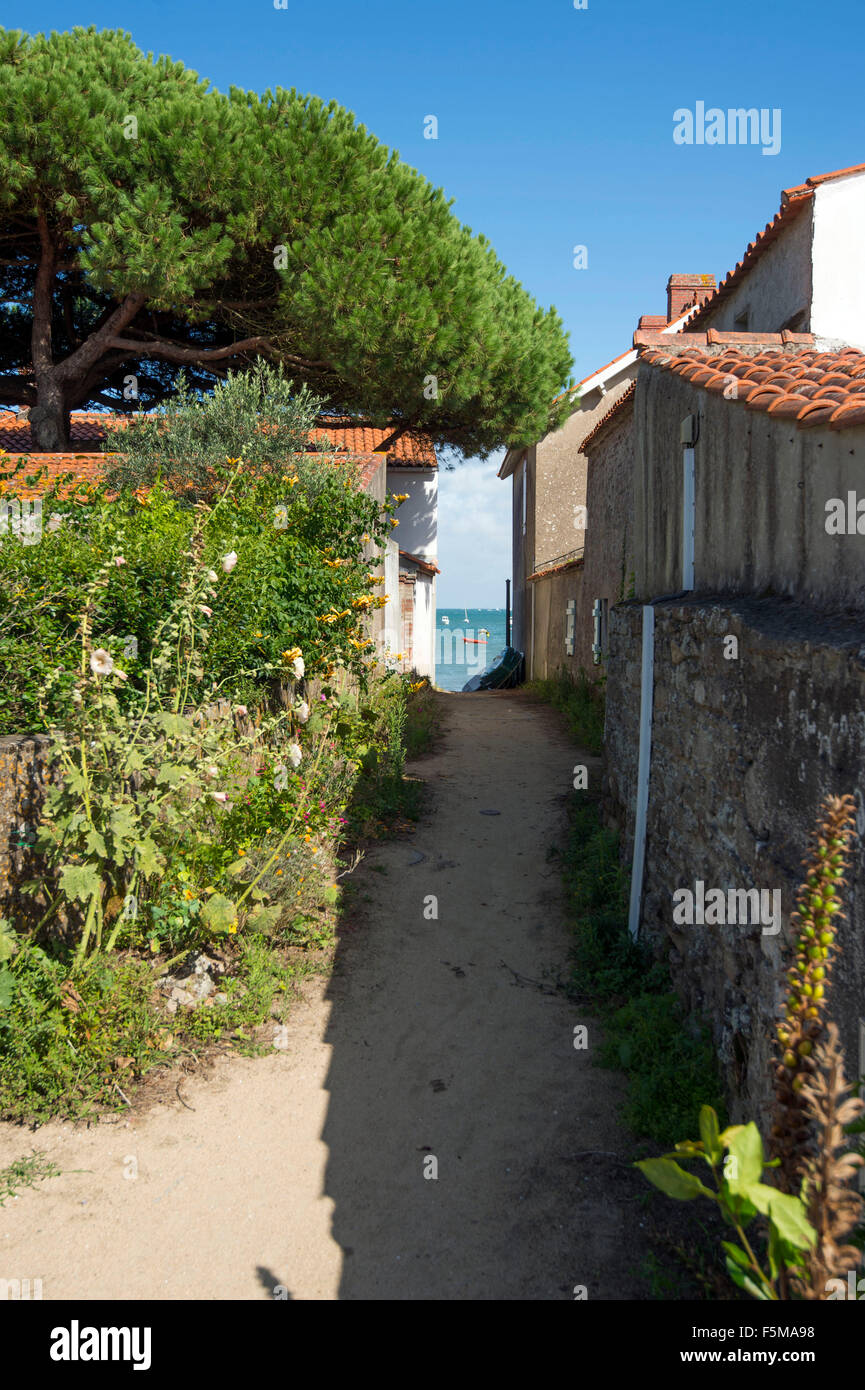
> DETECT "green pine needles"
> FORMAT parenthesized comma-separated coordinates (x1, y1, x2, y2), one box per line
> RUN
(0, 26, 573, 452)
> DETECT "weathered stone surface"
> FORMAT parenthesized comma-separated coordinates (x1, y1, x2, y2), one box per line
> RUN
(604, 594, 865, 1124)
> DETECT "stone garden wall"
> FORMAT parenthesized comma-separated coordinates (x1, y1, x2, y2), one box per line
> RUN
(604, 594, 865, 1120)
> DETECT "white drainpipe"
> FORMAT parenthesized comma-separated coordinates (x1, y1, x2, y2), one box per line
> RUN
(628, 604, 655, 940)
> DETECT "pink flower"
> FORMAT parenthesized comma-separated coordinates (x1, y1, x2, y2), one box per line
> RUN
(113, 556, 126, 567)
(221, 551, 238, 574)
(235, 704, 248, 717)
(211, 791, 229, 803)
(198, 604, 213, 618)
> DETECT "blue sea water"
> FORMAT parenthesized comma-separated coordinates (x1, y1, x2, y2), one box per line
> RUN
(434, 608, 510, 691)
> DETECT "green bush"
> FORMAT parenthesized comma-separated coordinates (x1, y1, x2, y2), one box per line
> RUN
(528, 668, 605, 753)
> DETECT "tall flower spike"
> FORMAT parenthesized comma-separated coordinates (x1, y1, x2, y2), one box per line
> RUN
(791, 1023, 864, 1299)
(771, 794, 858, 1195)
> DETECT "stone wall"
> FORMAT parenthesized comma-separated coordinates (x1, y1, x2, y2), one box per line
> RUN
(604, 593, 865, 1122)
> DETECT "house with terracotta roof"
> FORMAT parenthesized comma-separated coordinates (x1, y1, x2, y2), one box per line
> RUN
(0, 411, 439, 678)
(498, 274, 715, 676)
(599, 162, 865, 1120)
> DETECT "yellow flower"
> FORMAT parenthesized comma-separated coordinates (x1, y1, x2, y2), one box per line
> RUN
(228, 924, 237, 934)
(183, 888, 195, 901)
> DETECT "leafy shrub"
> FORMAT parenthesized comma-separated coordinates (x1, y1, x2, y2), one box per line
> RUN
(527, 667, 605, 753)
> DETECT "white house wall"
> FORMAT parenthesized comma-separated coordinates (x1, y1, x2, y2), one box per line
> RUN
(382, 536, 401, 658)
(387, 467, 437, 559)
(412, 570, 436, 678)
(811, 173, 865, 347)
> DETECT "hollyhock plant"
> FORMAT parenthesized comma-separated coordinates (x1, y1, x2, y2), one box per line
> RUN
(221, 551, 238, 573)
(288, 743, 302, 769)
(90, 648, 114, 677)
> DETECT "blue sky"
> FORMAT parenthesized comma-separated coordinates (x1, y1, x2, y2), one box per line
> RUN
(18, 0, 865, 603)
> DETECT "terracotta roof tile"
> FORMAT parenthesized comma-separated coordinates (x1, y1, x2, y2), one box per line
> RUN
(0, 411, 436, 468)
(638, 340, 865, 431)
(398, 548, 440, 576)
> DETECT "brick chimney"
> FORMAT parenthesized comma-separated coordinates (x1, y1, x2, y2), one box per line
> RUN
(666, 273, 717, 322)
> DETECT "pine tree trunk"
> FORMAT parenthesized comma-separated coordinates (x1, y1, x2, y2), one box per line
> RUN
(29, 382, 71, 451)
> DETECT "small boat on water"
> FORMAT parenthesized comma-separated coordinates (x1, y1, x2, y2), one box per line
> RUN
(463, 636, 487, 644)
(441, 615, 450, 625)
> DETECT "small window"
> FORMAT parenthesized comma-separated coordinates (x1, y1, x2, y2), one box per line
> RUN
(733, 306, 750, 331)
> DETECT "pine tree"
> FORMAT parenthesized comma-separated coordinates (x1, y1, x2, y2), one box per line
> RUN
(0, 26, 573, 453)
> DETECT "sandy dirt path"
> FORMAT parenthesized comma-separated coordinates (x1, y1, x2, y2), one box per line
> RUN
(0, 690, 647, 1300)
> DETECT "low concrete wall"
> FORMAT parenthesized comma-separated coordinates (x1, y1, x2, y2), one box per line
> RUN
(604, 594, 865, 1122)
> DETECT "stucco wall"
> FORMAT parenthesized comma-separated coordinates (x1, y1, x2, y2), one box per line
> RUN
(698, 201, 814, 333)
(812, 173, 865, 348)
(526, 563, 584, 681)
(510, 448, 535, 653)
(387, 467, 437, 560)
(533, 376, 634, 566)
(604, 595, 865, 1122)
(635, 359, 865, 613)
(581, 406, 635, 667)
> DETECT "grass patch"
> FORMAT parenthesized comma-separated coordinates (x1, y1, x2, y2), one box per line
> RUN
(0, 935, 306, 1123)
(527, 668, 605, 754)
(0, 1149, 60, 1206)
(562, 790, 725, 1144)
(404, 679, 441, 758)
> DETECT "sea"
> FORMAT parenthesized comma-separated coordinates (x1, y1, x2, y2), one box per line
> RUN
(434, 607, 510, 692)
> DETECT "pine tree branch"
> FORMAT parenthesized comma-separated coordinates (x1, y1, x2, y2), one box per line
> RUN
(105, 333, 331, 373)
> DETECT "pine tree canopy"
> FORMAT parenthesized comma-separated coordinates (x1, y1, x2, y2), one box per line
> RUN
(0, 26, 574, 455)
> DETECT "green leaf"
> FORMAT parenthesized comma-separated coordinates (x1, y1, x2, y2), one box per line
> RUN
(154, 712, 193, 738)
(725, 1123, 764, 1194)
(721, 1241, 751, 1270)
(58, 863, 102, 904)
(201, 894, 237, 931)
(226, 859, 250, 878)
(767, 1191, 817, 1251)
(248, 903, 282, 933)
(699, 1106, 723, 1163)
(109, 807, 137, 841)
(634, 1158, 714, 1202)
(135, 837, 164, 877)
(0, 968, 14, 1009)
(84, 827, 108, 858)
(0, 920, 19, 963)
(156, 762, 186, 787)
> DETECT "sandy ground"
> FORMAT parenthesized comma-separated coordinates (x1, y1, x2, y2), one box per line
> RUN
(0, 689, 649, 1300)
